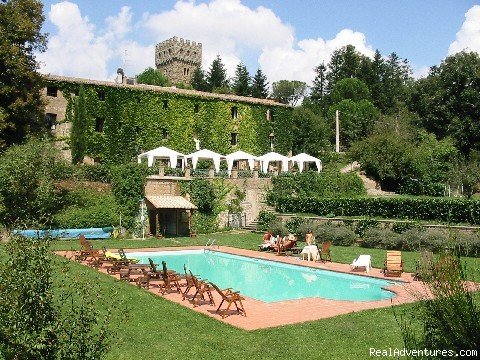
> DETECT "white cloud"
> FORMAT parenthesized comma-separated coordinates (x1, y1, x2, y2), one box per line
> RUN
(448, 5, 480, 55)
(143, 0, 375, 84)
(259, 29, 375, 84)
(37, 2, 151, 80)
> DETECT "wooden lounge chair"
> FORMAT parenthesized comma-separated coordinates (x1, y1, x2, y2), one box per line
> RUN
(413, 251, 434, 281)
(316, 242, 332, 262)
(188, 271, 215, 307)
(74, 235, 100, 262)
(383, 251, 403, 277)
(156, 261, 182, 294)
(209, 282, 246, 318)
(106, 249, 139, 274)
(182, 265, 197, 300)
(273, 239, 297, 256)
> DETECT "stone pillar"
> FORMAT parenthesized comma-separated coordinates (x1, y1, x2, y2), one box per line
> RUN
(185, 165, 191, 179)
(253, 169, 258, 179)
(159, 165, 165, 177)
(232, 169, 238, 179)
(209, 167, 215, 178)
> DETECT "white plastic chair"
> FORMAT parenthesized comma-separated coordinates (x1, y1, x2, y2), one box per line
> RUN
(351, 255, 372, 273)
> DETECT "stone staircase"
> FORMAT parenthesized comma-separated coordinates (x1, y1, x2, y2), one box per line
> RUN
(341, 162, 396, 196)
(243, 205, 276, 231)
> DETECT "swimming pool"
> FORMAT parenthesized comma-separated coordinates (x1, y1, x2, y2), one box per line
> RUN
(127, 249, 397, 303)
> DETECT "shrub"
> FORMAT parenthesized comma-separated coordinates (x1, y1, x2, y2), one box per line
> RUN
(380, 231, 402, 250)
(79, 164, 112, 183)
(399, 229, 424, 251)
(420, 229, 448, 252)
(275, 197, 480, 224)
(315, 224, 357, 246)
(269, 220, 287, 236)
(296, 220, 316, 241)
(285, 216, 305, 234)
(191, 213, 217, 234)
(257, 211, 278, 231)
(391, 221, 420, 234)
(0, 138, 67, 226)
(362, 228, 391, 249)
(354, 218, 380, 237)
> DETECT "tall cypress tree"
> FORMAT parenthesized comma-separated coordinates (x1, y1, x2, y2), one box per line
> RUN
(70, 85, 87, 164)
(232, 62, 251, 96)
(207, 55, 228, 91)
(251, 69, 269, 99)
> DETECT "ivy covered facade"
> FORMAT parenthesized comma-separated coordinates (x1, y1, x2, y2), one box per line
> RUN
(43, 75, 292, 164)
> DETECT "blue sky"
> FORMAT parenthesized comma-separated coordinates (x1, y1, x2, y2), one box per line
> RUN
(37, 0, 480, 84)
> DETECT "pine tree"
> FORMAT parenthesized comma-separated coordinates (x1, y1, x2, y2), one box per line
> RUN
(191, 67, 208, 91)
(207, 55, 228, 91)
(231, 62, 251, 96)
(310, 63, 327, 102)
(251, 69, 269, 99)
(70, 85, 87, 164)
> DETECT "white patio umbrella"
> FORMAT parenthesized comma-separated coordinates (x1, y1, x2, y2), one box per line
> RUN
(289, 153, 322, 173)
(257, 151, 290, 173)
(137, 146, 185, 169)
(225, 150, 259, 175)
(185, 149, 225, 172)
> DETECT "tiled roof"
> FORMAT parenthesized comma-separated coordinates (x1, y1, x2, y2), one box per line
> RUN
(44, 74, 289, 107)
(145, 195, 197, 209)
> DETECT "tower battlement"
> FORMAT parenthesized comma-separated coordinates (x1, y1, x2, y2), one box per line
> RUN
(155, 37, 202, 85)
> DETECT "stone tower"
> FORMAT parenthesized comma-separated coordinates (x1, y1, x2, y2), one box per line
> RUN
(155, 37, 202, 86)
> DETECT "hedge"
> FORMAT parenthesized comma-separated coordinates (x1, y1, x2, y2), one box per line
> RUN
(275, 197, 480, 224)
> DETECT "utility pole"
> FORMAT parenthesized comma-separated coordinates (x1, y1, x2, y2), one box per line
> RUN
(335, 110, 340, 153)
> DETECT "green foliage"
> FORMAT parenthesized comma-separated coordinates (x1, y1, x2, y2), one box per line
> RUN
(330, 78, 370, 103)
(291, 106, 333, 156)
(53, 188, 119, 228)
(269, 220, 287, 236)
(190, 212, 217, 234)
(0, 235, 117, 359)
(448, 152, 480, 199)
(354, 218, 380, 237)
(397, 252, 480, 356)
(71, 85, 87, 164)
(231, 62, 251, 96)
(78, 164, 112, 183)
(328, 98, 379, 149)
(251, 69, 269, 99)
(0, 0, 47, 150)
(110, 164, 148, 229)
(0, 138, 67, 226)
(207, 55, 228, 91)
(267, 171, 365, 205)
(271, 80, 307, 106)
(274, 197, 480, 225)
(409, 51, 480, 154)
(191, 67, 208, 91)
(227, 186, 246, 214)
(315, 224, 357, 246)
(285, 216, 305, 234)
(257, 210, 278, 231)
(49, 79, 291, 161)
(182, 179, 215, 214)
(391, 221, 420, 234)
(136, 67, 170, 86)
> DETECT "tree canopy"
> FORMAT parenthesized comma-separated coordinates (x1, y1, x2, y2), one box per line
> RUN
(0, 0, 47, 151)
(207, 55, 229, 91)
(251, 69, 269, 99)
(231, 62, 251, 96)
(136, 67, 170, 87)
(271, 80, 307, 106)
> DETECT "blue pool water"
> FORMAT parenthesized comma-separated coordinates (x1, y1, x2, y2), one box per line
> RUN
(127, 250, 397, 303)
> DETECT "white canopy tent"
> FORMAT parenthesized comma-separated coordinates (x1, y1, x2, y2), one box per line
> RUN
(257, 151, 289, 173)
(225, 150, 258, 175)
(137, 146, 185, 168)
(289, 153, 322, 173)
(185, 149, 225, 172)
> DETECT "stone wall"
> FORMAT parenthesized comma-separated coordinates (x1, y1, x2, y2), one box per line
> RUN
(155, 37, 202, 85)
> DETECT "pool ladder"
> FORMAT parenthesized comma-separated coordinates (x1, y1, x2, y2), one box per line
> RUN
(205, 238, 217, 249)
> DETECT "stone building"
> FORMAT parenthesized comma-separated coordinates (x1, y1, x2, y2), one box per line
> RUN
(155, 36, 202, 85)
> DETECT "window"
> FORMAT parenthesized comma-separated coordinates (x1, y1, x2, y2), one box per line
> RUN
(97, 90, 105, 101)
(183, 68, 190, 76)
(269, 133, 275, 150)
(46, 86, 58, 97)
(95, 117, 105, 132)
(267, 109, 274, 121)
(231, 132, 238, 146)
(231, 106, 238, 119)
(194, 103, 199, 113)
(162, 100, 169, 109)
(45, 113, 57, 130)
(162, 128, 169, 140)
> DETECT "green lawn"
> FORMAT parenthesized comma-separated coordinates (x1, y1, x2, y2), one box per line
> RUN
(47, 231, 480, 359)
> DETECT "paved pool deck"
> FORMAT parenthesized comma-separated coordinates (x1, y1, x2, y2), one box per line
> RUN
(60, 246, 430, 331)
